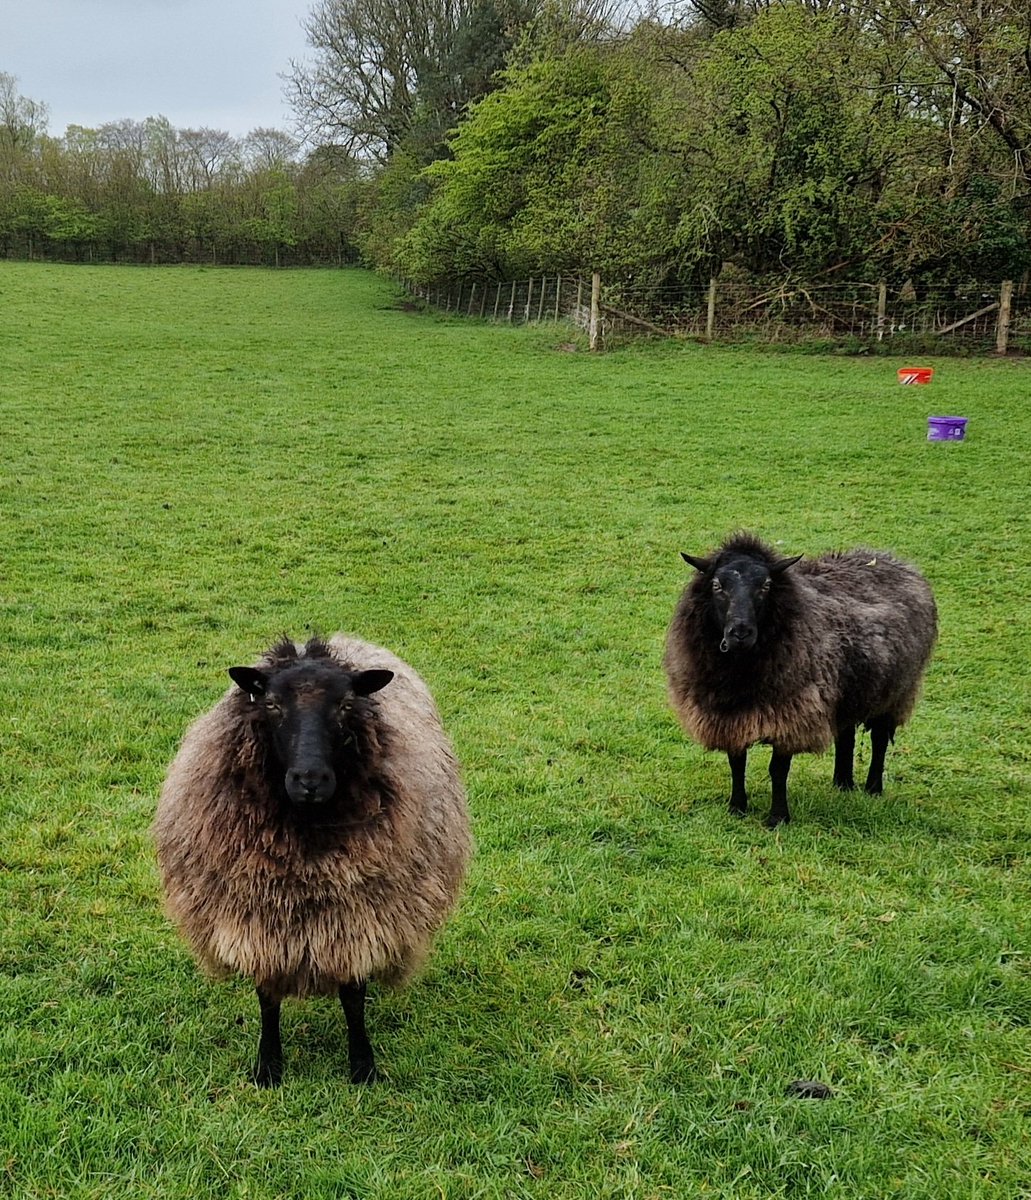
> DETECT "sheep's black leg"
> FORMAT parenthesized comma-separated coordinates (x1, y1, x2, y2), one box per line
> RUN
(253, 986, 284, 1088)
(865, 716, 896, 794)
(766, 751, 793, 828)
(833, 725, 856, 790)
(339, 981, 378, 1084)
(728, 751, 748, 815)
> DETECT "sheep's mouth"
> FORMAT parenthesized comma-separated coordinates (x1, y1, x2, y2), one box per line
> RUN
(286, 788, 384, 826)
(720, 632, 757, 653)
(285, 782, 336, 805)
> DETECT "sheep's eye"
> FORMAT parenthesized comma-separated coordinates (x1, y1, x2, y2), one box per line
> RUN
(264, 699, 281, 715)
(760, 579, 771, 593)
(338, 701, 353, 714)
(712, 578, 723, 593)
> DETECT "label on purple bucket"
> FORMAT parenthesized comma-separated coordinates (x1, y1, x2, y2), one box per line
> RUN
(927, 416, 968, 441)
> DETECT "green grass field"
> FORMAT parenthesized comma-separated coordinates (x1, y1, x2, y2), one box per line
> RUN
(1, 261, 1028, 1199)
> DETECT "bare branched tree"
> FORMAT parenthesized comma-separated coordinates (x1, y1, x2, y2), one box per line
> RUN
(95, 119, 150, 178)
(242, 127, 301, 172)
(286, 0, 629, 162)
(177, 127, 241, 188)
(285, 0, 455, 161)
(0, 72, 49, 178)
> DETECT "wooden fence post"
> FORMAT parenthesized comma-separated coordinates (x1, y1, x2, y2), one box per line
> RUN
(706, 276, 718, 341)
(554, 276, 562, 321)
(493, 282, 502, 320)
(876, 281, 887, 341)
(507, 280, 516, 322)
(996, 279, 1014, 354)
(589, 272, 601, 352)
(536, 275, 546, 322)
(524, 277, 534, 322)
(467, 282, 477, 316)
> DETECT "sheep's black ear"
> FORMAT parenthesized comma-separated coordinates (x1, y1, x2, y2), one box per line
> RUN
(228, 667, 269, 696)
(353, 669, 394, 696)
(770, 554, 803, 575)
(681, 553, 713, 572)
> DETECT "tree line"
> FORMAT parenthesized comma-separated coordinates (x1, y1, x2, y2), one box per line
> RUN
(0, 76, 362, 265)
(4, 0, 1031, 298)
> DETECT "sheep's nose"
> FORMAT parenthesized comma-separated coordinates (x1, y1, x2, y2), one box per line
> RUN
(286, 766, 336, 802)
(723, 621, 756, 650)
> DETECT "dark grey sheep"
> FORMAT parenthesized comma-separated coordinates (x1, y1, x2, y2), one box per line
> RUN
(664, 532, 937, 826)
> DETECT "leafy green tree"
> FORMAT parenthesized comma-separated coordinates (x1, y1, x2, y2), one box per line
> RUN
(392, 3, 1029, 289)
(243, 170, 300, 265)
(675, 7, 902, 279)
(296, 148, 369, 262)
(393, 36, 685, 284)
(180, 189, 234, 261)
(357, 146, 435, 267)
(4, 187, 98, 257)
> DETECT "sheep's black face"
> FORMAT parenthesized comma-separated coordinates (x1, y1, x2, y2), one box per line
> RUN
(710, 557, 771, 652)
(228, 660, 394, 805)
(683, 547, 802, 654)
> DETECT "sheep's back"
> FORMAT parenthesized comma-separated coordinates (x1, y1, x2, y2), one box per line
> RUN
(797, 550, 937, 724)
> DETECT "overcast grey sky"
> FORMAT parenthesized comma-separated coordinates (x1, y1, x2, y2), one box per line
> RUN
(4, 0, 314, 139)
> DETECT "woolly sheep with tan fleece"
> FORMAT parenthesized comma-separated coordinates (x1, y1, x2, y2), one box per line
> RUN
(154, 633, 471, 1087)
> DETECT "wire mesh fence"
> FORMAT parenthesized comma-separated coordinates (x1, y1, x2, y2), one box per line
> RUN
(403, 276, 586, 325)
(399, 274, 1031, 354)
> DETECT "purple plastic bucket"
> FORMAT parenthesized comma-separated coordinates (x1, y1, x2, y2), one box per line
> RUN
(927, 416, 968, 442)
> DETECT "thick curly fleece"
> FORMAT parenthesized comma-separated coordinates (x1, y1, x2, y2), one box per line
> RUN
(154, 634, 471, 1003)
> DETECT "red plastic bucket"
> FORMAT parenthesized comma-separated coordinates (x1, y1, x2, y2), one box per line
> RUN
(927, 416, 968, 441)
(898, 367, 934, 385)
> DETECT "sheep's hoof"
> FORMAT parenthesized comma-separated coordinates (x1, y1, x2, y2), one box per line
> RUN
(864, 780, 884, 795)
(833, 777, 856, 791)
(764, 813, 790, 830)
(350, 1059, 378, 1085)
(252, 1060, 283, 1089)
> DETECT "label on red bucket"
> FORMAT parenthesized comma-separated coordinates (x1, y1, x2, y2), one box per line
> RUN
(899, 367, 934, 385)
